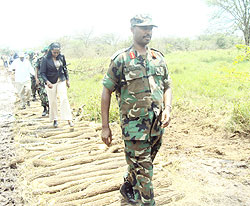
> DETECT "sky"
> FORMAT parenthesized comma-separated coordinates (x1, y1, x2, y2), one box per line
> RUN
(0, 0, 213, 50)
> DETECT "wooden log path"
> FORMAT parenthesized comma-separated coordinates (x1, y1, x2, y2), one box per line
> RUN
(12, 101, 184, 206)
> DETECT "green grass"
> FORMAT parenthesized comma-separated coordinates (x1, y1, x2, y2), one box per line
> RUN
(229, 101, 250, 134)
(67, 49, 250, 134)
(166, 49, 250, 133)
(67, 59, 119, 122)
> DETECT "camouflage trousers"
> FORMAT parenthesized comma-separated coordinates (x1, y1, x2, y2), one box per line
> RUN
(37, 76, 49, 107)
(31, 75, 37, 97)
(124, 134, 162, 206)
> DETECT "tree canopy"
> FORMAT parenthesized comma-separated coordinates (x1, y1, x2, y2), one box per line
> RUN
(206, 0, 250, 45)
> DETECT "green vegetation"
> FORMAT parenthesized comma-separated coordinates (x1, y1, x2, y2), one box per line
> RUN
(167, 49, 249, 133)
(67, 48, 249, 134)
(230, 101, 250, 134)
(1, 28, 247, 134)
(67, 57, 120, 123)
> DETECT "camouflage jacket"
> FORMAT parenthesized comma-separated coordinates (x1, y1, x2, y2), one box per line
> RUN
(34, 55, 44, 75)
(103, 46, 171, 140)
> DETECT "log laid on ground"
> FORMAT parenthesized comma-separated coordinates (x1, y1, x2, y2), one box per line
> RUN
(44, 142, 101, 160)
(18, 137, 46, 144)
(41, 159, 125, 181)
(33, 178, 89, 195)
(25, 146, 47, 151)
(30, 155, 125, 182)
(50, 139, 95, 152)
(54, 177, 121, 203)
(49, 152, 122, 171)
(29, 170, 57, 182)
(40, 172, 122, 198)
(154, 193, 185, 205)
(48, 131, 98, 140)
(43, 166, 125, 187)
(33, 159, 55, 167)
(36, 126, 94, 138)
(56, 190, 120, 206)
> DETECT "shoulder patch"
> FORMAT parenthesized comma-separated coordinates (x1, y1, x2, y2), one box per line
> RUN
(151, 48, 164, 57)
(111, 47, 130, 60)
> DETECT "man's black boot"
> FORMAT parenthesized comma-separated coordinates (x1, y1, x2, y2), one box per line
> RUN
(42, 106, 47, 116)
(120, 181, 137, 205)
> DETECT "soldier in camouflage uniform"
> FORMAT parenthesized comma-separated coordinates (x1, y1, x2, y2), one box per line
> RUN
(101, 14, 172, 206)
(28, 51, 38, 101)
(35, 47, 49, 116)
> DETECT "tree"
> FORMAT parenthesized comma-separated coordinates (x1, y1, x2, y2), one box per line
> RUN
(75, 29, 94, 48)
(206, 0, 250, 45)
(0, 47, 11, 55)
(98, 33, 120, 46)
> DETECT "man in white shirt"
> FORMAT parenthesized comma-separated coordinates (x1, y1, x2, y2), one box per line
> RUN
(11, 52, 35, 109)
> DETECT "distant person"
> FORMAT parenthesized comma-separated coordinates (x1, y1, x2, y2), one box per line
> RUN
(8, 53, 15, 66)
(35, 47, 49, 116)
(11, 52, 35, 109)
(28, 51, 38, 101)
(1, 55, 9, 68)
(40, 42, 73, 128)
(101, 14, 172, 205)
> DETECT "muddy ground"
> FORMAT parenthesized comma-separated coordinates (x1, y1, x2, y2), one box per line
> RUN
(0, 67, 21, 205)
(0, 65, 249, 206)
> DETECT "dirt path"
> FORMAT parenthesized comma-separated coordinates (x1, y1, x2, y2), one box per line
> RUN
(2, 65, 250, 206)
(0, 67, 21, 205)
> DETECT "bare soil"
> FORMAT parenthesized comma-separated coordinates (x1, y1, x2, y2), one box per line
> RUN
(1, 66, 249, 206)
(0, 67, 21, 205)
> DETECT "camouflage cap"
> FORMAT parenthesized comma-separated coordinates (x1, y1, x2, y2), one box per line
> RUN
(130, 14, 157, 27)
(28, 50, 34, 54)
(41, 46, 49, 53)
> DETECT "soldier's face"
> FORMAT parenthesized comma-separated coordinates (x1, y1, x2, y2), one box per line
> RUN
(132, 26, 153, 46)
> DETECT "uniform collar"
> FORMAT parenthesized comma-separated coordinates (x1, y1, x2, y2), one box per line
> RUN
(129, 45, 155, 60)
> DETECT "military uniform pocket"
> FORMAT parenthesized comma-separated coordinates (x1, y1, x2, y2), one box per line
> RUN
(126, 107, 148, 119)
(148, 66, 165, 91)
(121, 109, 152, 140)
(124, 67, 145, 94)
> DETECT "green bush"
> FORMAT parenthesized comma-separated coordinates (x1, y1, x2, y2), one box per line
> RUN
(234, 44, 250, 63)
(230, 102, 250, 134)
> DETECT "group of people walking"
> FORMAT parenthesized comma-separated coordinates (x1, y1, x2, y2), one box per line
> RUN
(2, 14, 172, 206)
(8, 43, 73, 128)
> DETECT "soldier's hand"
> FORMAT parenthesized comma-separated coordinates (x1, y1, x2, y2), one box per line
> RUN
(35, 78, 40, 85)
(101, 126, 112, 147)
(66, 80, 70, 88)
(161, 107, 171, 128)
